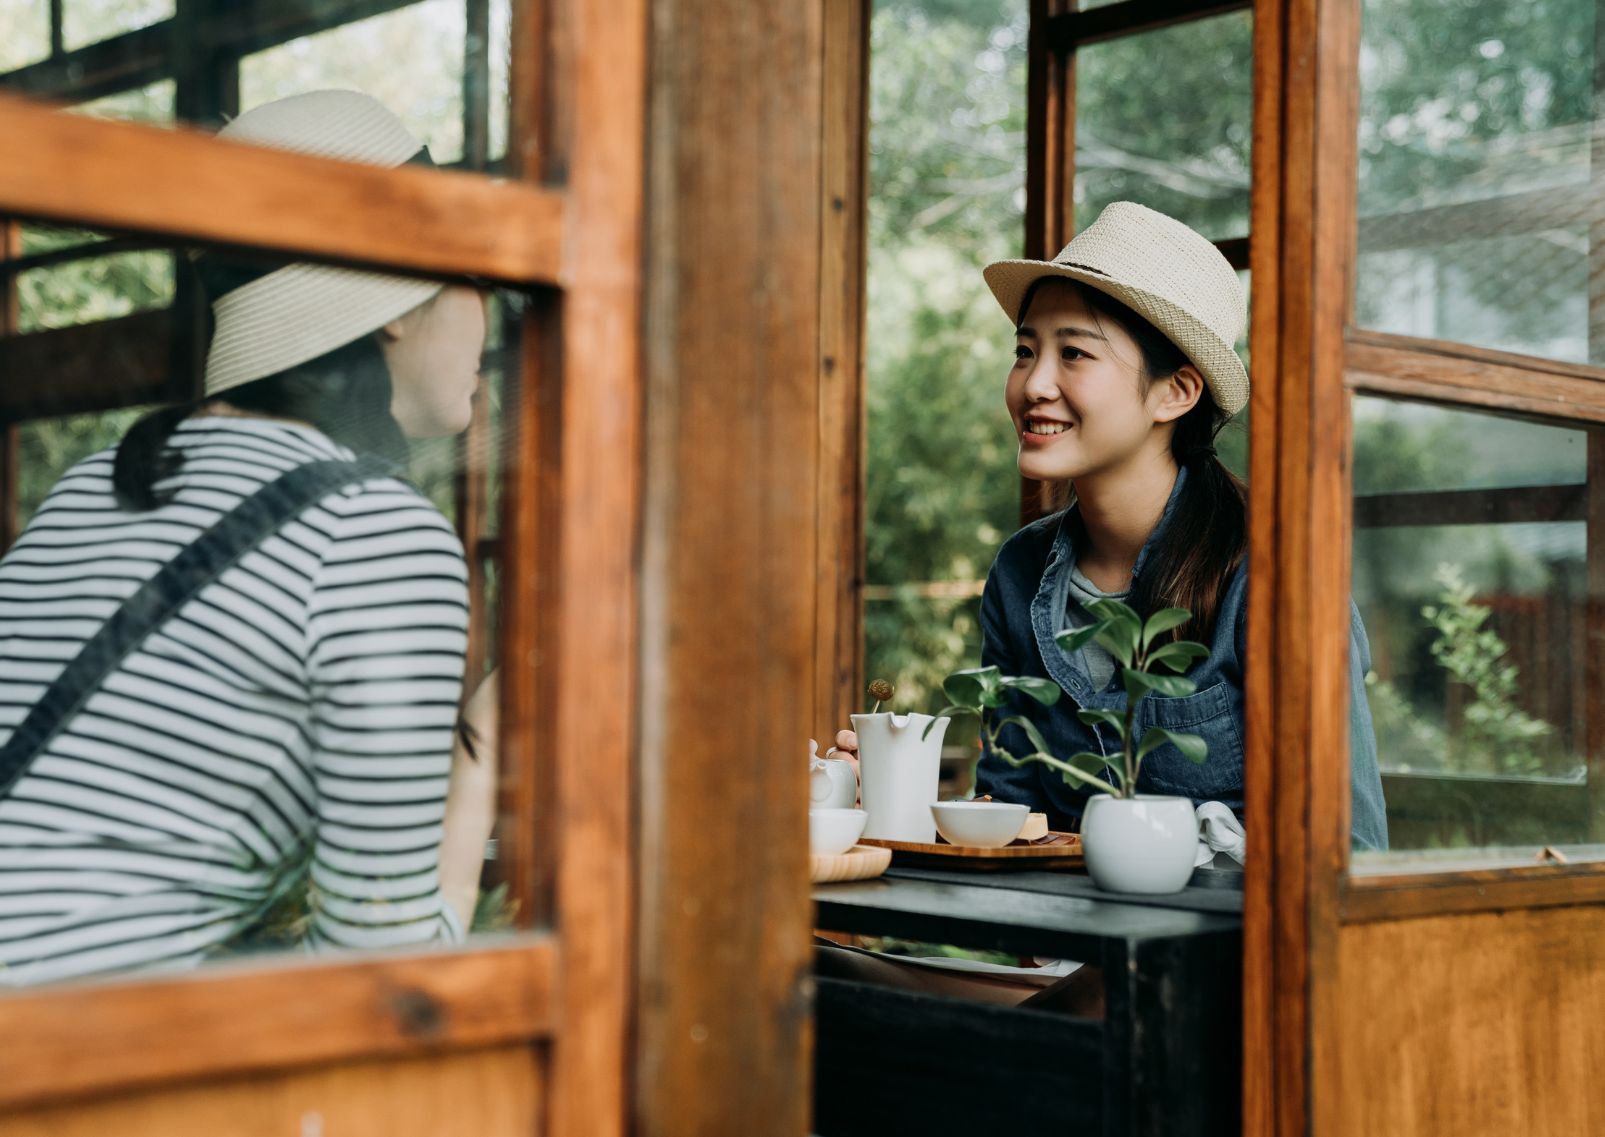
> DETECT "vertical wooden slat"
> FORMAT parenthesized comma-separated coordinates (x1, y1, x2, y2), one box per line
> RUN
(1585, 12, 1605, 843)
(816, 0, 871, 743)
(0, 218, 20, 550)
(542, 0, 642, 1130)
(1022, 0, 1076, 525)
(464, 0, 492, 172)
(1243, 0, 1284, 1131)
(634, 2, 827, 1134)
(49, 0, 65, 57)
(1247, 0, 1362, 1135)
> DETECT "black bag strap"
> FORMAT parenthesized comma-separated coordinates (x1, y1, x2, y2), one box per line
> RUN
(0, 455, 395, 799)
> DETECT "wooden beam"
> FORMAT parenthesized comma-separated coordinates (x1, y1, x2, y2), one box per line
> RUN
(0, 310, 181, 421)
(0, 938, 556, 1110)
(1354, 483, 1586, 529)
(1340, 861, 1605, 923)
(0, 24, 169, 105)
(0, 95, 564, 285)
(1050, 0, 1252, 50)
(1346, 329, 1605, 425)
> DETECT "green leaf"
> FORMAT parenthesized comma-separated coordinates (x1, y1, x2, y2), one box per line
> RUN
(1085, 597, 1141, 626)
(998, 675, 1062, 707)
(1141, 607, 1191, 650)
(1147, 640, 1209, 673)
(1135, 726, 1209, 764)
(943, 667, 1000, 708)
(1055, 622, 1107, 656)
(1076, 707, 1126, 737)
(998, 713, 1052, 758)
(1059, 750, 1123, 795)
(1123, 668, 1198, 704)
(1089, 608, 1141, 667)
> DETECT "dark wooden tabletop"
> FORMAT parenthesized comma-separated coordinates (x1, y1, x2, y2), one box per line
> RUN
(813, 867, 1242, 960)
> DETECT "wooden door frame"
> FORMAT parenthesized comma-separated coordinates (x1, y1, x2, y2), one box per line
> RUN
(0, 4, 645, 1136)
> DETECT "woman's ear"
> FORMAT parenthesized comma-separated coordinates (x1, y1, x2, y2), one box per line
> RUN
(1151, 364, 1205, 423)
(378, 316, 408, 343)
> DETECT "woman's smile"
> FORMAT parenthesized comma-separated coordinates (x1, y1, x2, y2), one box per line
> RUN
(1021, 415, 1075, 445)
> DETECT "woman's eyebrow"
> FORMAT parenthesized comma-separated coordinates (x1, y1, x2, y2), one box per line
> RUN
(1054, 325, 1108, 342)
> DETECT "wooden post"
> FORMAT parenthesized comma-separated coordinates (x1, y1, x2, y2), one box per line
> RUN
(1584, 2, 1605, 843)
(0, 218, 19, 550)
(633, 2, 831, 1133)
(1246, 0, 1362, 1134)
(815, 0, 871, 746)
(1022, 0, 1077, 525)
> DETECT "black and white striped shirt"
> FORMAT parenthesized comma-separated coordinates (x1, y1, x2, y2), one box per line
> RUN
(0, 417, 469, 987)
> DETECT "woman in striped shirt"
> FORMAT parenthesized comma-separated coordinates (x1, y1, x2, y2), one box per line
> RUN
(0, 91, 497, 987)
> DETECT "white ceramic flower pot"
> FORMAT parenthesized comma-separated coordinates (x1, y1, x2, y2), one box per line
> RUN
(1081, 794, 1198, 894)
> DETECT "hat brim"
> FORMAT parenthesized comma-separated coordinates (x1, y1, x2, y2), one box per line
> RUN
(982, 258, 1249, 417)
(205, 264, 444, 395)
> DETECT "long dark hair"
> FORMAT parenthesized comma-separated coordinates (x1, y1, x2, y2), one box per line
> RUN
(1022, 278, 1247, 645)
(114, 296, 410, 512)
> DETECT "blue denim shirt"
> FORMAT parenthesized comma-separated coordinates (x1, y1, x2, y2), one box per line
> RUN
(974, 469, 1390, 851)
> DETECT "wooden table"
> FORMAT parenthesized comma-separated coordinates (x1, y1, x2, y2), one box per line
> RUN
(812, 866, 1243, 1137)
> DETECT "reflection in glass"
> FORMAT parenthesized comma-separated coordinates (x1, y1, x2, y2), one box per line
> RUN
(0, 92, 519, 987)
(1355, 0, 1599, 362)
(1353, 395, 1593, 854)
(63, 0, 175, 51)
(1075, 10, 1252, 240)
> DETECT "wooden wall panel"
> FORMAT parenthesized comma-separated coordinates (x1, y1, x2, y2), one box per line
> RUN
(634, 1, 828, 1134)
(5, 1045, 543, 1137)
(1331, 909, 1605, 1137)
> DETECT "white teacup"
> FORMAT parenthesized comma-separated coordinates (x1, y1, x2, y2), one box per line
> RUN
(930, 800, 1029, 848)
(809, 808, 868, 857)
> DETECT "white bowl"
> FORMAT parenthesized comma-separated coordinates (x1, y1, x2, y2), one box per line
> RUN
(930, 800, 1029, 848)
(810, 808, 868, 856)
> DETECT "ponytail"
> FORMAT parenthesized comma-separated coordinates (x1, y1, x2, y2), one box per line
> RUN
(1056, 281, 1247, 645)
(113, 333, 408, 511)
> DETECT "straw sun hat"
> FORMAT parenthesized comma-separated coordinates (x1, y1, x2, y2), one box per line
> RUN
(982, 201, 1249, 416)
(200, 90, 445, 396)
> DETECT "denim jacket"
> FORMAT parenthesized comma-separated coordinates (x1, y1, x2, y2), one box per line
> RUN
(974, 469, 1390, 850)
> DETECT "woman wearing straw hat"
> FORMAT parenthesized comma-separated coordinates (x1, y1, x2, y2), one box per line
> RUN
(836, 202, 1387, 854)
(822, 202, 1386, 1012)
(0, 91, 497, 987)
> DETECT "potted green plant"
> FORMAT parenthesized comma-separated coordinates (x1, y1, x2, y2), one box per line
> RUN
(929, 598, 1210, 893)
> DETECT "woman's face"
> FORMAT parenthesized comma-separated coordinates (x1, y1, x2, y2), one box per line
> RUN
(381, 285, 488, 438)
(1005, 280, 1178, 484)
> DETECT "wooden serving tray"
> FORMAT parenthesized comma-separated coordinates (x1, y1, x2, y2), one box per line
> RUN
(811, 843, 893, 884)
(859, 832, 1084, 872)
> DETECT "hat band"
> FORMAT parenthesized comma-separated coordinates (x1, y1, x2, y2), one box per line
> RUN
(194, 145, 436, 303)
(1054, 259, 1111, 278)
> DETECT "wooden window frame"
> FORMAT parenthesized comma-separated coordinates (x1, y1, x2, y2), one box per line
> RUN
(0, 5, 644, 1136)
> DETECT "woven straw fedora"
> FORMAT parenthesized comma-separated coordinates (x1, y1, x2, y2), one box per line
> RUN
(982, 201, 1249, 416)
(202, 90, 444, 396)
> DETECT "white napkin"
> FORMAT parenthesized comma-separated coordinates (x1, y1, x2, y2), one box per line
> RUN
(1194, 801, 1246, 867)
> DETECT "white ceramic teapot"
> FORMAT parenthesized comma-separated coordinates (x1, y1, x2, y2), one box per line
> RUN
(808, 739, 859, 810)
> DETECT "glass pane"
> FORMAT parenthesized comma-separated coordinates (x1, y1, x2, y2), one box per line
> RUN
(63, 0, 175, 51)
(16, 247, 174, 332)
(72, 78, 176, 125)
(239, 0, 467, 164)
(865, 0, 1028, 710)
(16, 408, 151, 529)
(0, 241, 527, 987)
(0, 0, 51, 72)
(1076, 10, 1252, 241)
(1352, 394, 1596, 863)
(488, 0, 511, 161)
(1355, 0, 1600, 363)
